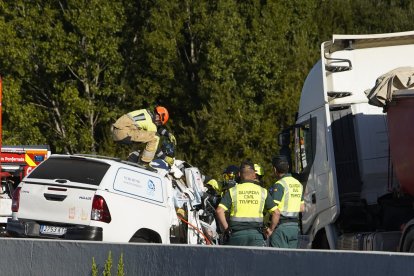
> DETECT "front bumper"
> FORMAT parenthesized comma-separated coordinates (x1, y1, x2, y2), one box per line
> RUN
(6, 218, 103, 241)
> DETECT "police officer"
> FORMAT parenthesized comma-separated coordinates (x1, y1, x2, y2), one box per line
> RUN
(216, 160, 280, 246)
(111, 106, 176, 166)
(269, 155, 304, 248)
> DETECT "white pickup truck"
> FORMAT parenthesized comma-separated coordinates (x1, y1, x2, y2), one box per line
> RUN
(6, 154, 217, 244)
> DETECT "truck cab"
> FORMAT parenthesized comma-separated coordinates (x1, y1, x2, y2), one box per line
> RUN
(280, 31, 414, 251)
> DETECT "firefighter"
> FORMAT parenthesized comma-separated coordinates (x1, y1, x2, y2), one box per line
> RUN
(111, 106, 176, 166)
(204, 165, 240, 197)
(216, 160, 280, 246)
(221, 165, 240, 193)
(269, 155, 304, 248)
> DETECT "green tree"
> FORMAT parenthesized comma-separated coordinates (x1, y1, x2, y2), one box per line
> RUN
(1, 0, 414, 182)
(315, 0, 414, 37)
(0, 0, 125, 154)
(176, 0, 318, 180)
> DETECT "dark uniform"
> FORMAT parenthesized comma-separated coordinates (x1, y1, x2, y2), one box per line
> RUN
(218, 180, 278, 246)
(269, 173, 304, 248)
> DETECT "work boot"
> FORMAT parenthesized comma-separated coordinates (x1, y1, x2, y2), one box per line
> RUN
(137, 159, 157, 172)
(127, 151, 140, 163)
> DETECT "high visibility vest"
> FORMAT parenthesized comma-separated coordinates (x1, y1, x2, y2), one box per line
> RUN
(229, 182, 267, 223)
(276, 176, 303, 218)
(127, 109, 157, 132)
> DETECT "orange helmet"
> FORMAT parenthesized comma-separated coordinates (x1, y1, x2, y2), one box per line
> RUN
(155, 106, 169, 125)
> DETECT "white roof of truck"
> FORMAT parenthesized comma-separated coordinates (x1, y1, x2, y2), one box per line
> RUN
(327, 31, 414, 53)
(298, 30, 414, 118)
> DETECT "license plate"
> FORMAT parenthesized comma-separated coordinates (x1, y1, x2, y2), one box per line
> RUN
(40, 225, 67, 235)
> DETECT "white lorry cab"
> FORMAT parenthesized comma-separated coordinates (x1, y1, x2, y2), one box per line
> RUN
(279, 31, 414, 252)
(6, 154, 217, 244)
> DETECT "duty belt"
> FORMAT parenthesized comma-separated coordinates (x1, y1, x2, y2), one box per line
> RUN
(279, 217, 298, 224)
(231, 227, 263, 233)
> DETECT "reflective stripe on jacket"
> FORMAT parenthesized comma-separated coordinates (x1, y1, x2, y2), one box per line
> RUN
(127, 109, 157, 132)
(229, 182, 267, 223)
(276, 176, 303, 218)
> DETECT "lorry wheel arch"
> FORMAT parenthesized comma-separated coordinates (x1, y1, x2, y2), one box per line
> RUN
(129, 228, 162, 243)
(400, 224, 414, 252)
(312, 229, 330, 249)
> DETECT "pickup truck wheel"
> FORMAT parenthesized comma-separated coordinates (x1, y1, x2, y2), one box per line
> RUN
(130, 237, 150, 243)
(401, 227, 414, 252)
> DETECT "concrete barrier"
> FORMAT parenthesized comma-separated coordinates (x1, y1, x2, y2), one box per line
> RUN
(0, 238, 413, 275)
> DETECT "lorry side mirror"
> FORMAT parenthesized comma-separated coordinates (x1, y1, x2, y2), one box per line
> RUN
(278, 132, 290, 147)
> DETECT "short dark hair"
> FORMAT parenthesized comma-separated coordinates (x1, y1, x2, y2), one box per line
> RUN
(239, 159, 256, 180)
(272, 155, 289, 173)
(240, 159, 255, 171)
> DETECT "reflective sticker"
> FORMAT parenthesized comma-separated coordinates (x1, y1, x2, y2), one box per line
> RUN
(25, 154, 36, 166)
(147, 179, 155, 196)
(69, 207, 75, 219)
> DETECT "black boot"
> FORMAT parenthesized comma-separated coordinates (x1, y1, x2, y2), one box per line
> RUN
(127, 151, 140, 163)
(137, 159, 157, 172)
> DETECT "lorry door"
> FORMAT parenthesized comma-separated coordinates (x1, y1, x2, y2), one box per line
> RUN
(279, 115, 319, 233)
(290, 115, 325, 234)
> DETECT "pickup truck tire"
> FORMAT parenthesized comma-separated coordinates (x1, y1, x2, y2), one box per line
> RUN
(129, 228, 162, 243)
(130, 237, 151, 243)
(312, 230, 330, 249)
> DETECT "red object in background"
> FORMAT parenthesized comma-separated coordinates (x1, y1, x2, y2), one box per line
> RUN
(0, 76, 3, 179)
(0, 76, 2, 149)
(387, 94, 414, 197)
(0, 147, 50, 181)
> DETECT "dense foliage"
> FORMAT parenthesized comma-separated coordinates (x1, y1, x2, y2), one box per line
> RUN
(0, 0, 413, 184)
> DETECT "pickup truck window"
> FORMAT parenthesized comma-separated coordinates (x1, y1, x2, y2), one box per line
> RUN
(27, 157, 110, 185)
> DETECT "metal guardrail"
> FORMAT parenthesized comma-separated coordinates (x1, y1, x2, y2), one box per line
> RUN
(0, 238, 414, 276)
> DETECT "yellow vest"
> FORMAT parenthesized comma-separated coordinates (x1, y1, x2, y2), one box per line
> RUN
(276, 176, 303, 218)
(229, 182, 267, 223)
(127, 109, 157, 132)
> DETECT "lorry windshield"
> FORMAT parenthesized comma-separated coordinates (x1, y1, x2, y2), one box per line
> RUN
(26, 157, 110, 186)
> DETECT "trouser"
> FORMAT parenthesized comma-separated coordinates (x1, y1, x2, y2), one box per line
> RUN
(269, 222, 299, 248)
(111, 115, 160, 163)
(226, 229, 266, 247)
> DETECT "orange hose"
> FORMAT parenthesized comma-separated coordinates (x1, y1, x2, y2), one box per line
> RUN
(177, 215, 212, 245)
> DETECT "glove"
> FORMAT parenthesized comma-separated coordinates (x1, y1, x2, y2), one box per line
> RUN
(222, 228, 232, 244)
(164, 156, 174, 166)
(168, 133, 177, 145)
(176, 208, 186, 218)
